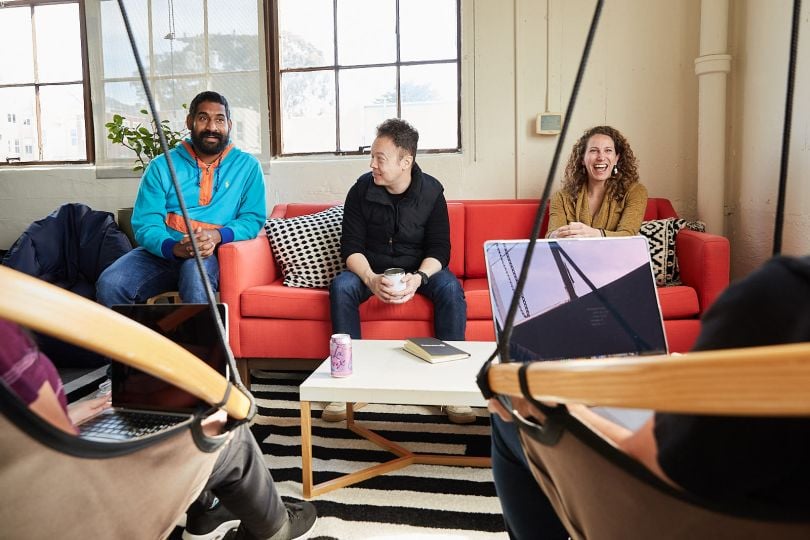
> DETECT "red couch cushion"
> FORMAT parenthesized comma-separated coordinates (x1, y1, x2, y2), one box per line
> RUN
(447, 203, 464, 276)
(644, 198, 678, 220)
(464, 277, 495, 320)
(242, 283, 331, 320)
(241, 281, 436, 321)
(656, 285, 699, 319)
(465, 203, 544, 278)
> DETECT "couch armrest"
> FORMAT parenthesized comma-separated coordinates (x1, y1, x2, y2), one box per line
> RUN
(675, 229, 730, 314)
(219, 236, 277, 356)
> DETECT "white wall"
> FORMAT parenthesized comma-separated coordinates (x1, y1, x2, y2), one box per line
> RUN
(727, 0, 810, 277)
(7, 0, 804, 283)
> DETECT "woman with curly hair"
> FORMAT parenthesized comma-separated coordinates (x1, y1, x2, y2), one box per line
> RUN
(546, 125, 647, 238)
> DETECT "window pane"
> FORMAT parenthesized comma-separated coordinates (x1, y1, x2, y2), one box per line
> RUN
(40, 84, 86, 161)
(152, 77, 201, 115)
(211, 72, 262, 154)
(278, 0, 333, 69)
(281, 71, 336, 154)
(35, 3, 82, 83)
(152, 0, 204, 77)
(338, 67, 396, 152)
(101, 0, 150, 78)
(208, 0, 260, 72)
(400, 0, 457, 62)
(401, 63, 458, 149)
(0, 6, 34, 84)
(0, 87, 36, 162)
(102, 81, 146, 162)
(151, 78, 201, 125)
(337, 0, 395, 66)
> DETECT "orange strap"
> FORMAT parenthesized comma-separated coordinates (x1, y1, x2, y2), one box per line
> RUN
(181, 141, 234, 206)
(165, 213, 221, 235)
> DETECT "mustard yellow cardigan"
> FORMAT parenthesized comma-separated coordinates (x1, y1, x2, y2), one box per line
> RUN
(546, 182, 648, 237)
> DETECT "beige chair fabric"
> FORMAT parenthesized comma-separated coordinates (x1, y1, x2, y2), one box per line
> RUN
(486, 346, 810, 540)
(0, 409, 221, 540)
(517, 417, 810, 540)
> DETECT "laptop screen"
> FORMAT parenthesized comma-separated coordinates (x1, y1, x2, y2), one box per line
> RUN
(109, 304, 229, 412)
(484, 237, 668, 361)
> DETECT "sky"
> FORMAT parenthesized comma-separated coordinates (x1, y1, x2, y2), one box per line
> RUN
(485, 237, 654, 328)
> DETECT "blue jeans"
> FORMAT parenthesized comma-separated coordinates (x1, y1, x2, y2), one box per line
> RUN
(491, 413, 569, 539)
(329, 267, 467, 340)
(96, 247, 219, 307)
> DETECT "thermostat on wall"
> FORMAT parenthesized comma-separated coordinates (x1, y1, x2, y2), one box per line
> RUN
(536, 113, 563, 135)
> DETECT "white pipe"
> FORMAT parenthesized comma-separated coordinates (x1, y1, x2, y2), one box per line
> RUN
(695, 0, 731, 234)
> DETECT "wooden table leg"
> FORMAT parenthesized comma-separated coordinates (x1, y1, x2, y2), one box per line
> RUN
(300, 401, 313, 499)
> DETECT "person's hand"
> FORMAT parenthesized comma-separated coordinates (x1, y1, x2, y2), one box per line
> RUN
(200, 408, 228, 437)
(369, 273, 414, 304)
(487, 396, 548, 423)
(488, 397, 513, 422)
(174, 227, 222, 259)
(67, 395, 112, 426)
(549, 221, 601, 238)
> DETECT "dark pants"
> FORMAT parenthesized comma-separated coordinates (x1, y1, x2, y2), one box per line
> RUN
(491, 413, 569, 539)
(188, 425, 287, 539)
(329, 267, 467, 340)
(96, 246, 219, 306)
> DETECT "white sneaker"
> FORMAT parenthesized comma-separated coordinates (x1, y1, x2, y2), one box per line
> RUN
(445, 405, 476, 424)
(321, 402, 367, 422)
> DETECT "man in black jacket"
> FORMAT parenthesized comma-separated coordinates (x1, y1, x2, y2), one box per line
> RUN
(327, 118, 470, 423)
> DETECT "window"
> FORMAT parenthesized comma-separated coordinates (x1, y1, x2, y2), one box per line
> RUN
(273, 0, 460, 156)
(0, 0, 90, 164)
(97, 0, 263, 165)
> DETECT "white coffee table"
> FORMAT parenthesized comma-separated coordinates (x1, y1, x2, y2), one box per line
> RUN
(299, 339, 496, 498)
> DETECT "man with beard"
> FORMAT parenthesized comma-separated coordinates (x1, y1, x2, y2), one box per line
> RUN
(97, 91, 266, 306)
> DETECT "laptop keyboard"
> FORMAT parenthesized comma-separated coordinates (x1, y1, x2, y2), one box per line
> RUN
(79, 410, 187, 441)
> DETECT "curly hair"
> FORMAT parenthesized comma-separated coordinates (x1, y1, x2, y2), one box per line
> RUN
(561, 126, 639, 203)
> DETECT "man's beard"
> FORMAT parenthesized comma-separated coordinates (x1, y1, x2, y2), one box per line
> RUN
(191, 129, 229, 157)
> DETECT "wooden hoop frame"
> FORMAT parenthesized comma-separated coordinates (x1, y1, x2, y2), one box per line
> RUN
(0, 265, 250, 419)
(488, 344, 810, 416)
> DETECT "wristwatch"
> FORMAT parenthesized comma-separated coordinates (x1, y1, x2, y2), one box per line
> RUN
(416, 270, 430, 287)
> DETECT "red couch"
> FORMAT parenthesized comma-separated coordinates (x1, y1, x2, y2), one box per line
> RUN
(220, 199, 729, 373)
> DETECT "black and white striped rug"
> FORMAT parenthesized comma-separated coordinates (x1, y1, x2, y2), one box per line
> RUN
(248, 370, 508, 539)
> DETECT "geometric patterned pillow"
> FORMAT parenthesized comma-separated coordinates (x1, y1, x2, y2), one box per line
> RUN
(640, 218, 706, 286)
(264, 205, 346, 288)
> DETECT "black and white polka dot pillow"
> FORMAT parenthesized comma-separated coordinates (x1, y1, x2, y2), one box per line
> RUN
(264, 205, 346, 288)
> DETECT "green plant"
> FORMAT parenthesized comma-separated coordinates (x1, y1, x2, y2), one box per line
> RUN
(105, 107, 188, 172)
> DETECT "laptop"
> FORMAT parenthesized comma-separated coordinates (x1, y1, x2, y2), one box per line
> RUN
(78, 303, 229, 442)
(483, 236, 668, 430)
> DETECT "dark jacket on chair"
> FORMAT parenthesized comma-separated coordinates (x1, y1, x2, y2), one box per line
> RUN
(2, 203, 132, 367)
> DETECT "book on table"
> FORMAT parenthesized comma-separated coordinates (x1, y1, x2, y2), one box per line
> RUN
(403, 337, 471, 363)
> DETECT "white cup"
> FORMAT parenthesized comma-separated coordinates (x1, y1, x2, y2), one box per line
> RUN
(384, 267, 406, 292)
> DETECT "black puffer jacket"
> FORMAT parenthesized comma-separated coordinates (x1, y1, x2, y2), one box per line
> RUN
(3, 203, 132, 298)
(340, 163, 451, 273)
(2, 203, 132, 368)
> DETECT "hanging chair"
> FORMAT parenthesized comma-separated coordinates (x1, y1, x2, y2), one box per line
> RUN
(0, 265, 253, 538)
(475, 0, 810, 537)
(486, 345, 810, 539)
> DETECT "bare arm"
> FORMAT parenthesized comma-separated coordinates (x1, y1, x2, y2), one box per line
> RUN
(29, 380, 80, 435)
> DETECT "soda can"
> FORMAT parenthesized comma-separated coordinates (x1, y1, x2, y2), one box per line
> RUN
(330, 333, 353, 377)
